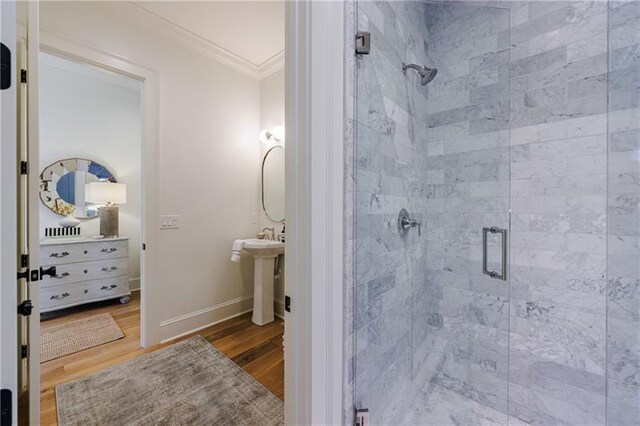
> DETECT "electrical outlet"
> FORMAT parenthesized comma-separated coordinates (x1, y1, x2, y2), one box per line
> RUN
(250, 213, 257, 224)
(160, 215, 180, 230)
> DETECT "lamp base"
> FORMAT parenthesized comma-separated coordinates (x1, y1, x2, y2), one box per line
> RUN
(100, 206, 119, 237)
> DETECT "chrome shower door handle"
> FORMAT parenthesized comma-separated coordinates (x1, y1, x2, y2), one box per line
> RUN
(482, 227, 507, 281)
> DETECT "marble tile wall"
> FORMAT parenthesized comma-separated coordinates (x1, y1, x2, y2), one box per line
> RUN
(343, 1, 640, 425)
(606, 1, 640, 424)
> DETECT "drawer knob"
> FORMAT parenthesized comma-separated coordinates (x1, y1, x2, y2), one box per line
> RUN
(84, 250, 88, 254)
(84, 289, 88, 294)
(84, 270, 88, 274)
(100, 248, 117, 254)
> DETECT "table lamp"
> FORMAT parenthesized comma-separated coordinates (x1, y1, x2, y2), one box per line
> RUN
(85, 182, 126, 237)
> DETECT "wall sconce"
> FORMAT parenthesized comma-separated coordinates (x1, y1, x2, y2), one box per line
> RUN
(260, 125, 285, 144)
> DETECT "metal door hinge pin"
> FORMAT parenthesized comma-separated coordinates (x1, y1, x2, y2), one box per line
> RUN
(20, 69, 27, 83)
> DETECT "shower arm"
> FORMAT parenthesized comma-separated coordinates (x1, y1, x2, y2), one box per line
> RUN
(402, 63, 423, 74)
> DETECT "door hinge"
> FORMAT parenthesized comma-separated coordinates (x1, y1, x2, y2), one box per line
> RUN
(1, 388, 11, 426)
(16, 270, 29, 282)
(355, 31, 371, 55)
(355, 408, 369, 426)
(20, 69, 26, 83)
(17, 299, 33, 317)
(20, 254, 29, 269)
(20, 345, 28, 359)
(20, 161, 27, 175)
(284, 295, 291, 312)
(142, 243, 146, 251)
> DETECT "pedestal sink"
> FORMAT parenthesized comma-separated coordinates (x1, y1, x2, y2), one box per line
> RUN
(234, 239, 284, 325)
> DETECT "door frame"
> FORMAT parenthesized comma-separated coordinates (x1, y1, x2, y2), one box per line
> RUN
(37, 29, 161, 347)
(284, 1, 345, 424)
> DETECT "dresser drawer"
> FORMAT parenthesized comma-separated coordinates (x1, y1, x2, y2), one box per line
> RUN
(40, 240, 128, 265)
(84, 276, 130, 300)
(40, 258, 129, 288)
(41, 282, 84, 311)
(40, 276, 130, 312)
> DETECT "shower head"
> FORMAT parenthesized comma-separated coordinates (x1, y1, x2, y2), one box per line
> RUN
(402, 63, 438, 86)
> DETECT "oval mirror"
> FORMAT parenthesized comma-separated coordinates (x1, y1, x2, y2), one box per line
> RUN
(39, 158, 116, 218)
(262, 146, 285, 223)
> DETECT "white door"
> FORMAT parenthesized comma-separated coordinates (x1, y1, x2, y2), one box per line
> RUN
(1, 2, 40, 425)
(0, 0, 19, 423)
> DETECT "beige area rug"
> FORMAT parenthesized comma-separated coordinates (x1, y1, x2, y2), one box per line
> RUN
(41, 313, 124, 363)
(55, 335, 284, 426)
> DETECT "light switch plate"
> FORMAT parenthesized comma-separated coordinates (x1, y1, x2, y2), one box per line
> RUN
(160, 215, 180, 230)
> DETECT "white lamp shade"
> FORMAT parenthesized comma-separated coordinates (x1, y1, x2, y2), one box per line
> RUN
(85, 182, 127, 204)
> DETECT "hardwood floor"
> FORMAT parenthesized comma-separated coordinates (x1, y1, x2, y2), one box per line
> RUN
(40, 292, 284, 425)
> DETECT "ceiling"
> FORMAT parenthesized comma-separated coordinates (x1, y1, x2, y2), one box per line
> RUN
(133, 1, 285, 68)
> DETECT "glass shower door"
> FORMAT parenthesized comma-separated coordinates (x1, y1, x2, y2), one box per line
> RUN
(353, 1, 511, 424)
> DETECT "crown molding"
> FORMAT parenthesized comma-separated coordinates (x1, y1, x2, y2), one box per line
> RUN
(259, 50, 286, 79)
(130, 2, 284, 80)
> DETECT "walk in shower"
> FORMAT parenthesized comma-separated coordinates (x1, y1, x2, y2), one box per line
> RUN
(348, 1, 639, 424)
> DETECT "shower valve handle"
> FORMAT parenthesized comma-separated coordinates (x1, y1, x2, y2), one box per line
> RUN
(399, 209, 422, 237)
(401, 217, 421, 236)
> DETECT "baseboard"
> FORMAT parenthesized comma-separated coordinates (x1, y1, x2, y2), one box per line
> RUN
(159, 295, 254, 343)
(129, 276, 140, 291)
(274, 298, 285, 319)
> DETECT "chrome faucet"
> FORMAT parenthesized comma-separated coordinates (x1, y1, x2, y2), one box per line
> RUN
(262, 227, 275, 241)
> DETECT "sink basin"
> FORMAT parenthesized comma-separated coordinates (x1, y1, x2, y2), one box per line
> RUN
(242, 239, 284, 258)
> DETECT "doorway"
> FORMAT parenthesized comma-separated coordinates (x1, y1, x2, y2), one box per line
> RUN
(36, 51, 144, 423)
(33, 1, 287, 422)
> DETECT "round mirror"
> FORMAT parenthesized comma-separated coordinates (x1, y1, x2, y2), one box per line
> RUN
(262, 146, 285, 223)
(40, 158, 116, 218)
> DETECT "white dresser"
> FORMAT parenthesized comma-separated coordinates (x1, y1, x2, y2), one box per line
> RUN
(40, 237, 131, 313)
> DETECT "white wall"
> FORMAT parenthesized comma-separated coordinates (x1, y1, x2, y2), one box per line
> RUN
(40, 1, 262, 340)
(259, 69, 286, 314)
(39, 53, 143, 288)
